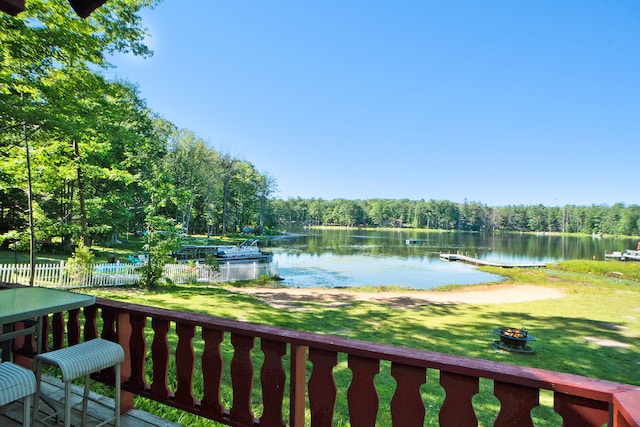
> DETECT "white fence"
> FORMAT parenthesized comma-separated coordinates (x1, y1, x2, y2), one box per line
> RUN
(0, 261, 278, 289)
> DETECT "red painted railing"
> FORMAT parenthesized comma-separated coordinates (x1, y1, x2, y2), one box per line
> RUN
(7, 288, 640, 426)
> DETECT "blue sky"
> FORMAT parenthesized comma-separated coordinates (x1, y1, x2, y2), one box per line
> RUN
(108, 1, 640, 207)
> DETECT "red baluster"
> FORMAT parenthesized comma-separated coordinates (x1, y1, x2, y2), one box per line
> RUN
(390, 363, 426, 427)
(67, 308, 80, 346)
(83, 305, 98, 341)
(52, 312, 64, 350)
(309, 347, 338, 427)
(175, 322, 195, 407)
(439, 371, 479, 426)
(230, 333, 255, 425)
(347, 355, 380, 427)
(260, 339, 287, 427)
(101, 308, 117, 342)
(150, 318, 170, 398)
(128, 314, 147, 391)
(201, 327, 224, 417)
(40, 314, 49, 353)
(494, 381, 539, 427)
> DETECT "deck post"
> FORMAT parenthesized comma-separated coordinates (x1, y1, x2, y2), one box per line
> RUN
(290, 344, 307, 427)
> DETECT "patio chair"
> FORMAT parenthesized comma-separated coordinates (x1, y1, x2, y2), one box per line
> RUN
(0, 361, 37, 427)
(128, 255, 142, 264)
(32, 338, 124, 427)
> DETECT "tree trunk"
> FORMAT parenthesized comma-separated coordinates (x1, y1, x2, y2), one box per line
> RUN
(24, 124, 35, 286)
(74, 140, 89, 246)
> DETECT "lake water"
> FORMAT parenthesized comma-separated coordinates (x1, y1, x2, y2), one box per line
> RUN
(263, 228, 638, 290)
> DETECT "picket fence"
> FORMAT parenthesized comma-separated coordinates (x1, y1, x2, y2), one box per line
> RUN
(0, 261, 278, 289)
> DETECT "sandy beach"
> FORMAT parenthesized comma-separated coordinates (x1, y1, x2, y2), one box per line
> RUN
(230, 284, 564, 310)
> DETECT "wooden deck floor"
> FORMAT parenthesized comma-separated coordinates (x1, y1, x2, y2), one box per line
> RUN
(0, 375, 181, 427)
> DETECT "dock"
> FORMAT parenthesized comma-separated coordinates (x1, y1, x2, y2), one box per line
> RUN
(440, 253, 546, 268)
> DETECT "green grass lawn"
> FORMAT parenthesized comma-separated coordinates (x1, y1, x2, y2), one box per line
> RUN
(87, 260, 640, 426)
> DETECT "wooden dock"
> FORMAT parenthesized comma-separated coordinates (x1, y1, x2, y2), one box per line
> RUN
(440, 253, 546, 268)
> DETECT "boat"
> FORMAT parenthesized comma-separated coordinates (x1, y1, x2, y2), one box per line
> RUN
(605, 250, 640, 261)
(605, 242, 640, 261)
(216, 239, 272, 262)
(174, 239, 272, 263)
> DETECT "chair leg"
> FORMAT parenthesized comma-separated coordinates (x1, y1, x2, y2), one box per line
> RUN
(81, 374, 90, 425)
(32, 360, 42, 426)
(115, 363, 121, 427)
(64, 381, 71, 427)
(23, 394, 32, 427)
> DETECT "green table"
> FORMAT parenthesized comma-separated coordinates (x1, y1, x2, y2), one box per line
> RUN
(0, 287, 96, 361)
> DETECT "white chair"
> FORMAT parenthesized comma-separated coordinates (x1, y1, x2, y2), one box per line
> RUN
(0, 361, 37, 427)
(32, 338, 124, 427)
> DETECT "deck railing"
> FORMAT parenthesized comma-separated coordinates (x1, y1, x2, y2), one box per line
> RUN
(6, 284, 640, 426)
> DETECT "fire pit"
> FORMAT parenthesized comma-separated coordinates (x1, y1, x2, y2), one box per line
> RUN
(492, 327, 536, 353)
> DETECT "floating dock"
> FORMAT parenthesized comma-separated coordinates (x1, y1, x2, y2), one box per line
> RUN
(440, 254, 546, 268)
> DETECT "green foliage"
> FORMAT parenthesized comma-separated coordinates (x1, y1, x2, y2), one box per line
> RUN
(554, 260, 640, 282)
(202, 254, 220, 273)
(139, 217, 182, 288)
(64, 241, 94, 283)
(0, 230, 31, 251)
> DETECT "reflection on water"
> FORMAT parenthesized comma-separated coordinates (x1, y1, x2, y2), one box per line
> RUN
(265, 228, 638, 290)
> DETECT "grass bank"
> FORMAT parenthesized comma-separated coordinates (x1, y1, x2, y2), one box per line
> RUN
(88, 260, 640, 426)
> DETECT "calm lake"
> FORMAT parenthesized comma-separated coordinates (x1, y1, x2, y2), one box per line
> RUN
(263, 228, 638, 290)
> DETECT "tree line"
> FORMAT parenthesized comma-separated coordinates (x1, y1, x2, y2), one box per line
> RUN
(270, 198, 640, 236)
(0, 0, 277, 256)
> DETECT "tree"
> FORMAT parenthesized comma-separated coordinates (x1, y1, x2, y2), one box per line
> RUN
(256, 172, 277, 234)
(0, 0, 159, 265)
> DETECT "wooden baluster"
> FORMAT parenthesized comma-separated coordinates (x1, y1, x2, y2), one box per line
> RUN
(347, 355, 380, 427)
(67, 308, 80, 346)
(128, 314, 147, 391)
(308, 347, 338, 427)
(116, 311, 135, 412)
(52, 312, 64, 350)
(150, 318, 170, 398)
(439, 371, 479, 426)
(175, 322, 195, 407)
(99, 308, 117, 382)
(554, 392, 609, 426)
(493, 381, 539, 427)
(40, 314, 49, 353)
(230, 333, 255, 425)
(260, 339, 287, 427)
(101, 308, 117, 342)
(390, 363, 426, 427)
(290, 344, 307, 427)
(201, 327, 224, 417)
(83, 305, 98, 341)
(20, 321, 35, 355)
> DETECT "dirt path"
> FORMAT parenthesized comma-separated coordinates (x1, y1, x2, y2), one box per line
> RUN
(230, 284, 564, 310)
